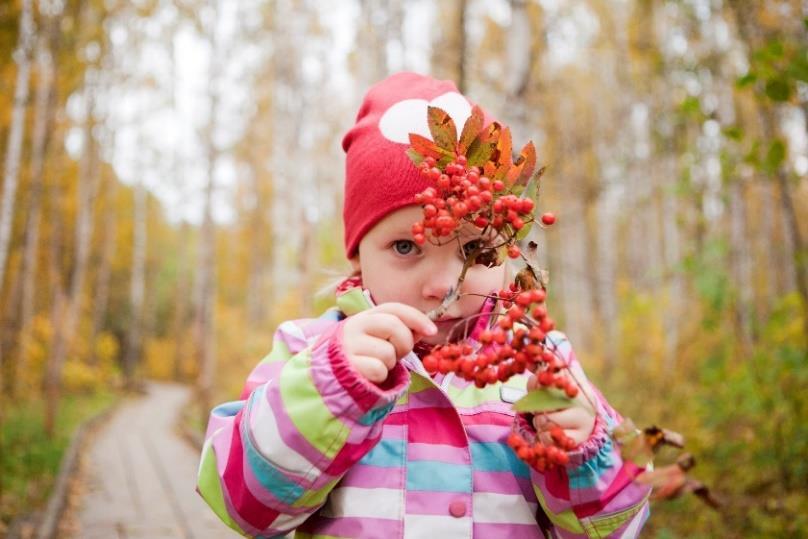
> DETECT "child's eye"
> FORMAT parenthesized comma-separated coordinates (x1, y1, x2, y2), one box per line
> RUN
(392, 240, 419, 256)
(461, 239, 484, 258)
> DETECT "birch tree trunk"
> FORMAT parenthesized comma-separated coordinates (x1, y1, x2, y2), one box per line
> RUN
(0, 0, 35, 296)
(44, 76, 100, 436)
(195, 1, 221, 421)
(123, 178, 146, 388)
(12, 20, 58, 396)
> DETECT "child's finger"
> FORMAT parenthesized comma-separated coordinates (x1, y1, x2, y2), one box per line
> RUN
(358, 312, 416, 359)
(349, 354, 391, 383)
(371, 302, 438, 337)
(348, 336, 397, 370)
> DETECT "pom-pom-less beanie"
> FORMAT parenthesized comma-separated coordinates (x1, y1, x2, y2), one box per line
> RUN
(341, 72, 495, 258)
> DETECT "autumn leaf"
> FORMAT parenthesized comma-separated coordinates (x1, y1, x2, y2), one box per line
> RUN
(409, 133, 451, 161)
(496, 126, 512, 167)
(643, 425, 685, 451)
(458, 105, 484, 154)
(467, 122, 502, 168)
(513, 387, 573, 413)
(506, 142, 537, 187)
(427, 106, 458, 152)
(406, 148, 424, 166)
(636, 453, 721, 509)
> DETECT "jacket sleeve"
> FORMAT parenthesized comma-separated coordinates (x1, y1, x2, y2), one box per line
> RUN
(196, 314, 411, 537)
(527, 331, 651, 539)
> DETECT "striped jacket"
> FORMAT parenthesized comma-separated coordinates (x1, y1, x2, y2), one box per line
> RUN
(197, 285, 651, 538)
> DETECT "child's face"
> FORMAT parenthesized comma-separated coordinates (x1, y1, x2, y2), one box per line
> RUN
(352, 206, 506, 345)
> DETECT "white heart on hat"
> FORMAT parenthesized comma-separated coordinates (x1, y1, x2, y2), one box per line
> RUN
(378, 92, 473, 144)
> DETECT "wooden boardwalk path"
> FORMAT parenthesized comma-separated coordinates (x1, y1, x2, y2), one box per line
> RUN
(72, 382, 236, 538)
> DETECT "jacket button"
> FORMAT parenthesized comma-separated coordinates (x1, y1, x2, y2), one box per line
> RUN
(449, 500, 466, 518)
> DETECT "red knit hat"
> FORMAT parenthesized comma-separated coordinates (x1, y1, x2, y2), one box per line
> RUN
(342, 72, 495, 258)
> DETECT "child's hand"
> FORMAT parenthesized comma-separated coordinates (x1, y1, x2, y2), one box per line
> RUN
(342, 303, 437, 384)
(526, 370, 597, 448)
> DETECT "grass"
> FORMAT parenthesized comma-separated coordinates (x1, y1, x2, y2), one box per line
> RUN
(0, 389, 118, 527)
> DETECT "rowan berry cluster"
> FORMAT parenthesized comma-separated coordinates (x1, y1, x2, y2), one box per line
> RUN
(420, 285, 580, 471)
(507, 428, 576, 470)
(421, 287, 578, 398)
(411, 155, 542, 259)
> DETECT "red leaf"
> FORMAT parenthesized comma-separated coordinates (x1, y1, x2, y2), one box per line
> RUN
(506, 142, 537, 186)
(409, 133, 450, 160)
(496, 126, 512, 167)
(428, 106, 458, 152)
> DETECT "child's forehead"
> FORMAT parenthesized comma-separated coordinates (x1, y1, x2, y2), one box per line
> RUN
(374, 206, 492, 239)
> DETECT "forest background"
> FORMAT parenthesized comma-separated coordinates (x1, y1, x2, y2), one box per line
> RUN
(0, 0, 806, 537)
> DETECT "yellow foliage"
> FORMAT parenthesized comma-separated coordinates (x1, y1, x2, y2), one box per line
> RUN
(93, 331, 119, 365)
(63, 358, 104, 393)
(143, 337, 177, 381)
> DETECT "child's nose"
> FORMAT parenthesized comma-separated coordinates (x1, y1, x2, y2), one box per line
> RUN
(421, 256, 464, 301)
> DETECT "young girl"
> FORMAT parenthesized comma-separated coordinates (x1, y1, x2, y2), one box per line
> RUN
(197, 72, 651, 538)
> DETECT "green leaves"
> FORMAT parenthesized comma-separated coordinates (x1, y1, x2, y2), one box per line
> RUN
(765, 139, 786, 173)
(512, 387, 573, 413)
(765, 78, 791, 102)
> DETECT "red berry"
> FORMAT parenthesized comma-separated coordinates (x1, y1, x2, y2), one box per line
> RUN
(530, 289, 546, 303)
(413, 233, 426, 245)
(507, 245, 521, 259)
(541, 212, 556, 225)
(520, 198, 535, 213)
(473, 215, 489, 228)
(493, 180, 505, 192)
(423, 355, 438, 372)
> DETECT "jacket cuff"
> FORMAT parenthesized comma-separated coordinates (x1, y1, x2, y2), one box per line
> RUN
(515, 409, 609, 470)
(324, 320, 410, 421)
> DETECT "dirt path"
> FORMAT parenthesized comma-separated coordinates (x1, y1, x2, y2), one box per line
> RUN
(72, 382, 236, 538)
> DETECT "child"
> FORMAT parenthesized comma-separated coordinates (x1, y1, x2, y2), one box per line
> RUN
(197, 72, 651, 538)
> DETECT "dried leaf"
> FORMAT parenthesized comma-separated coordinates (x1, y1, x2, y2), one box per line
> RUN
(513, 387, 573, 413)
(635, 453, 719, 509)
(644, 426, 685, 452)
(691, 481, 722, 509)
(409, 133, 451, 160)
(458, 105, 484, 153)
(427, 106, 458, 152)
(514, 266, 541, 291)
